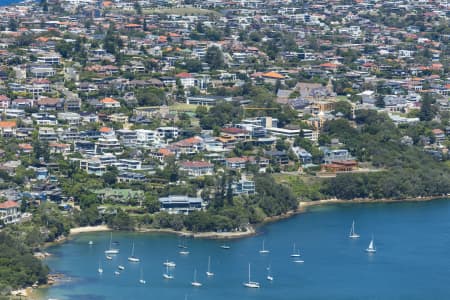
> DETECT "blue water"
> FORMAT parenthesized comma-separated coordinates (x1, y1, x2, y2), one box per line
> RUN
(40, 200, 450, 300)
(0, 0, 24, 6)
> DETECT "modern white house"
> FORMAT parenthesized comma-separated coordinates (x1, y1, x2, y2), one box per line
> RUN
(159, 196, 205, 215)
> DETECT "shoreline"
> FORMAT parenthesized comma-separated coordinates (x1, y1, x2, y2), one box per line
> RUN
(261, 195, 447, 224)
(65, 195, 448, 241)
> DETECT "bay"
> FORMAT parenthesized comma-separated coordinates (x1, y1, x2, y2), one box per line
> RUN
(39, 200, 450, 300)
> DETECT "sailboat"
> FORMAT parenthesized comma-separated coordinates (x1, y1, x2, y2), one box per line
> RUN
(243, 263, 260, 288)
(105, 232, 120, 255)
(206, 256, 214, 277)
(259, 239, 270, 254)
(266, 265, 273, 281)
(191, 269, 202, 287)
(163, 260, 176, 268)
(349, 220, 360, 239)
(365, 235, 376, 253)
(179, 249, 190, 255)
(118, 265, 125, 270)
(98, 260, 103, 274)
(290, 243, 301, 257)
(178, 236, 188, 249)
(88, 240, 93, 245)
(163, 265, 174, 279)
(106, 255, 113, 260)
(139, 268, 146, 284)
(128, 242, 140, 262)
(220, 244, 231, 249)
(114, 271, 120, 276)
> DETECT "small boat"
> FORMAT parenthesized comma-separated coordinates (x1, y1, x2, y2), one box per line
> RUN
(105, 233, 120, 255)
(220, 244, 231, 249)
(163, 265, 174, 280)
(365, 235, 376, 253)
(259, 239, 270, 254)
(118, 265, 125, 270)
(293, 259, 305, 263)
(88, 241, 93, 245)
(98, 260, 103, 274)
(114, 271, 120, 276)
(206, 256, 214, 277)
(106, 255, 113, 260)
(266, 265, 274, 281)
(179, 250, 190, 255)
(349, 220, 360, 239)
(139, 268, 146, 284)
(128, 242, 140, 262)
(163, 260, 176, 268)
(290, 243, 301, 257)
(191, 269, 202, 287)
(243, 263, 260, 288)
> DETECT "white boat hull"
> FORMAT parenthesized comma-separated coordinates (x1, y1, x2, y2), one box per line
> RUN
(128, 257, 140, 262)
(105, 249, 120, 255)
(191, 282, 202, 287)
(349, 234, 360, 239)
(244, 282, 260, 288)
(163, 274, 174, 279)
(206, 271, 214, 277)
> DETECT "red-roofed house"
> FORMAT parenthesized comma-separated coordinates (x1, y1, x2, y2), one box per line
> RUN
(175, 72, 195, 88)
(179, 161, 214, 177)
(171, 136, 204, 155)
(0, 121, 16, 137)
(0, 200, 21, 225)
(100, 97, 121, 108)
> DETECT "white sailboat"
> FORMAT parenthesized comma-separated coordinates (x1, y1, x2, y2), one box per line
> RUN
(163, 265, 174, 280)
(98, 260, 103, 274)
(128, 242, 140, 262)
(106, 255, 113, 260)
(114, 271, 120, 276)
(191, 269, 202, 287)
(349, 220, 360, 239)
(259, 239, 270, 254)
(206, 256, 214, 277)
(179, 250, 190, 255)
(88, 240, 93, 245)
(104, 232, 120, 255)
(139, 268, 146, 284)
(220, 244, 231, 249)
(163, 260, 176, 268)
(243, 264, 260, 288)
(118, 265, 125, 270)
(290, 243, 301, 257)
(365, 235, 376, 253)
(266, 265, 273, 281)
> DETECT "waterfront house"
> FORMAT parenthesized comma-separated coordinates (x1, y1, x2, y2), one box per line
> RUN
(159, 195, 205, 215)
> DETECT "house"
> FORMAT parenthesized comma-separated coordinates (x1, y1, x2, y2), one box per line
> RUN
(0, 200, 21, 225)
(233, 178, 256, 195)
(292, 147, 313, 165)
(100, 97, 121, 108)
(179, 161, 214, 177)
(171, 136, 204, 155)
(49, 142, 71, 154)
(0, 121, 17, 137)
(175, 72, 195, 88)
(149, 148, 175, 162)
(117, 172, 148, 183)
(264, 150, 289, 165)
(432, 129, 446, 144)
(322, 148, 352, 164)
(225, 157, 249, 169)
(0, 95, 10, 109)
(159, 195, 205, 215)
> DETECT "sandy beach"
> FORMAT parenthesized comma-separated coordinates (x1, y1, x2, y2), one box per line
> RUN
(69, 225, 111, 235)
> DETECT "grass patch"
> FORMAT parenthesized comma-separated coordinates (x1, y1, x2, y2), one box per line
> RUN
(273, 173, 325, 201)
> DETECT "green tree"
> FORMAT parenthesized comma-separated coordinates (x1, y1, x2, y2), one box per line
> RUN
(205, 46, 224, 70)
